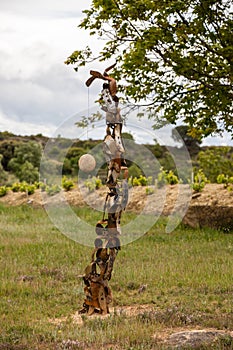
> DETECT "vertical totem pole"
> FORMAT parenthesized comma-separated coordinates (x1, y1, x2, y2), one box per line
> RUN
(79, 64, 128, 315)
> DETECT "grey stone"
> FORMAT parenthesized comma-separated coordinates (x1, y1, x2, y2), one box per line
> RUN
(164, 329, 232, 349)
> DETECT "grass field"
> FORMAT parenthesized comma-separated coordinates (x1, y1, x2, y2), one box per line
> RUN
(0, 203, 233, 349)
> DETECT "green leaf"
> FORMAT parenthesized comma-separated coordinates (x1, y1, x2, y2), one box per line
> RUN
(66, 0, 233, 139)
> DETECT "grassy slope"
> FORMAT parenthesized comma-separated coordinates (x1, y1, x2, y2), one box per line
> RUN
(0, 204, 232, 349)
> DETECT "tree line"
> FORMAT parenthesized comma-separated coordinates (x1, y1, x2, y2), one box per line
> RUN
(0, 130, 232, 186)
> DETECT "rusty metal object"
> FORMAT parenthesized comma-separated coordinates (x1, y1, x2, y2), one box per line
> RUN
(79, 65, 128, 315)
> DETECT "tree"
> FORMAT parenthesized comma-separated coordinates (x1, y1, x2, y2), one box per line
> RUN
(8, 141, 42, 182)
(197, 146, 233, 182)
(121, 132, 135, 141)
(0, 141, 16, 170)
(19, 161, 39, 183)
(172, 125, 201, 157)
(0, 155, 8, 185)
(65, 0, 233, 139)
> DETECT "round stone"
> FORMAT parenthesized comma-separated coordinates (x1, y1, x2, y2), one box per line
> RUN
(78, 154, 96, 172)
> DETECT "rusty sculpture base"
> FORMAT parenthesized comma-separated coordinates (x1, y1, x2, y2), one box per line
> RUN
(79, 279, 112, 315)
(79, 240, 119, 315)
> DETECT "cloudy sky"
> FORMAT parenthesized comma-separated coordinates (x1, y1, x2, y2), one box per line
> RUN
(0, 0, 101, 135)
(0, 1, 232, 146)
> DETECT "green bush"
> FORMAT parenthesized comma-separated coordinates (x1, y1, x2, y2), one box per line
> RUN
(147, 176, 153, 185)
(132, 177, 141, 186)
(128, 164, 142, 178)
(84, 177, 102, 192)
(156, 168, 179, 187)
(0, 186, 8, 197)
(17, 182, 36, 195)
(157, 168, 167, 188)
(192, 182, 205, 192)
(217, 174, 233, 191)
(132, 175, 149, 186)
(192, 169, 208, 192)
(95, 177, 102, 189)
(11, 182, 36, 195)
(33, 181, 46, 191)
(138, 175, 148, 186)
(0, 154, 8, 184)
(166, 170, 179, 185)
(39, 182, 47, 192)
(128, 176, 133, 188)
(217, 174, 231, 186)
(61, 176, 74, 191)
(46, 184, 61, 196)
(19, 182, 28, 193)
(33, 181, 40, 189)
(26, 184, 36, 195)
(197, 147, 233, 183)
(11, 182, 21, 192)
(145, 186, 154, 195)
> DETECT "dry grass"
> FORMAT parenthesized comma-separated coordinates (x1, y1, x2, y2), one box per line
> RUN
(0, 203, 233, 349)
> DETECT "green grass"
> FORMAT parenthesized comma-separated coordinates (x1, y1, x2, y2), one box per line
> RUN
(0, 203, 233, 349)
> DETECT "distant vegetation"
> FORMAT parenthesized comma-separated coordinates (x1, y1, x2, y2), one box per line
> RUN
(0, 130, 232, 189)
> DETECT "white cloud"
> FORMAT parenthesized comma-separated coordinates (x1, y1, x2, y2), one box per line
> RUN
(0, 4, 103, 134)
(0, 11, 95, 80)
(0, 0, 90, 18)
(202, 133, 233, 147)
(0, 109, 55, 136)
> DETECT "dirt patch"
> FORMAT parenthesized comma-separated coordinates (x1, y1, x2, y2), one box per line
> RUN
(49, 304, 233, 349)
(0, 183, 232, 230)
(49, 304, 155, 326)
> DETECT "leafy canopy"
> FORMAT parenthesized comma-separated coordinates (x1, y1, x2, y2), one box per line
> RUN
(8, 141, 42, 182)
(65, 0, 233, 139)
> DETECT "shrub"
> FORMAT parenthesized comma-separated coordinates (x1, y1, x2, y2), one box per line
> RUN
(166, 170, 179, 185)
(11, 182, 36, 195)
(157, 168, 167, 188)
(11, 182, 21, 192)
(46, 184, 61, 196)
(147, 176, 153, 185)
(197, 147, 233, 183)
(34, 181, 47, 190)
(132, 175, 150, 186)
(132, 177, 141, 186)
(84, 177, 102, 192)
(39, 182, 47, 191)
(128, 164, 142, 178)
(33, 181, 40, 189)
(217, 174, 230, 187)
(26, 184, 36, 195)
(19, 182, 28, 193)
(145, 187, 154, 195)
(16, 182, 36, 195)
(192, 169, 208, 192)
(0, 186, 8, 197)
(138, 175, 148, 186)
(61, 176, 74, 191)
(217, 174, 233, 191)
(128, 176, 133, 188)
(95, 177, 102, 189)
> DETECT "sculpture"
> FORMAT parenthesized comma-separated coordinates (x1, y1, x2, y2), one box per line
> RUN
(79, 64, 128, 315)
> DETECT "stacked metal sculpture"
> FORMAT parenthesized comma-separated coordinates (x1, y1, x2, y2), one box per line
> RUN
(79, 65, 128, 315)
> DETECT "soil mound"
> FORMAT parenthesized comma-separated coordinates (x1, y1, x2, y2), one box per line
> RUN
(0, 184, 232, 230)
